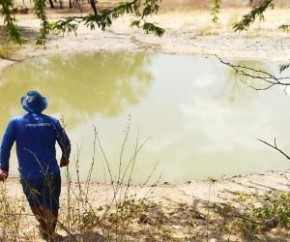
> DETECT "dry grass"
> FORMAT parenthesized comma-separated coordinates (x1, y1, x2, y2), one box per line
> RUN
(2, 180, 290, 241)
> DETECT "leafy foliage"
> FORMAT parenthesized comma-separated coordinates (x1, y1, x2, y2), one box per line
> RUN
(279, 24, 290, 33)
(0, 0, 288, 46)
(229, 0, 290, 75)
(211, 0, 222, 23)
(243, 192, 290, 230)
(33, 0, 48, 45)
(0, 0, 25, 43)
(0, 0, 164, 44)
(49, 0, 165, 37)
(233, 0, 274, 32)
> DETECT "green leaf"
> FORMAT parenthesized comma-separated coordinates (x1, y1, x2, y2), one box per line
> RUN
(279, 24, 290, 33)
(279, 62, 290, 73)
(131, 20, 140, 28)
(211, 0, 221, 23)
(233, 0, 274, 32)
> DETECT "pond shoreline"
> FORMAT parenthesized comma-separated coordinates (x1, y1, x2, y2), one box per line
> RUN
(6, 168, 290, 204)
(2, 7, 290, 197)
(1, 8, 290, 192)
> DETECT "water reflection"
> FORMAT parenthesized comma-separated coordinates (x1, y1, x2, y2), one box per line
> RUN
(0, 52, 153, 130)
(1, 53, 290, 183)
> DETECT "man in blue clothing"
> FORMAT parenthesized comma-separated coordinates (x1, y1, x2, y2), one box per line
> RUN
(0, 90, 71, 241)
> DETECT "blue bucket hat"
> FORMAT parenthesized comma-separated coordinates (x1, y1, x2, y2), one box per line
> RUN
(21, 90, 48, 113)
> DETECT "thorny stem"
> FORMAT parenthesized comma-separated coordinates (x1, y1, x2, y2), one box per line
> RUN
(117, 120, 131, 185)
(84, 126, 98, 203)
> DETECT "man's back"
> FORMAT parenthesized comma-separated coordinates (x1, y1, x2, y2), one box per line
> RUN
(1, 112, 70, 179)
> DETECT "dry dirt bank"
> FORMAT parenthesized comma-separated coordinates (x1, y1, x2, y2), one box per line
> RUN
(3, 169, 290, 241)
(1, 8, 290, 67)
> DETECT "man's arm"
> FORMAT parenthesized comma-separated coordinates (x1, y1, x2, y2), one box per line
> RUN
(0, 120, 16, 181)
(55, 121, 71, 167)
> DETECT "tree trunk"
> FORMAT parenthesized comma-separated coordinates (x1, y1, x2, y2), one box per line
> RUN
(48, 0, 54, 8)
(90, 0, 97, 15)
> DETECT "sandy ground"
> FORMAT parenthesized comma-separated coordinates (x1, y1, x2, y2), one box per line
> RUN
(3, 170, 290, 241)
(1, 6, 290, 241)
(5, 170, 290, 206)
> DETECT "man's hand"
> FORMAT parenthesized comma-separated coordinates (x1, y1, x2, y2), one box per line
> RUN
(60, 156, 69, 167)
(0, 169, 8, 182)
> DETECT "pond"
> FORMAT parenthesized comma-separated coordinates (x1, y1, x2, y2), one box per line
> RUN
(1, 52, 290, 184)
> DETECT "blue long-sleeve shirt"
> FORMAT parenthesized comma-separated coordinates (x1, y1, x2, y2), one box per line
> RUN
(0, 113, 71, 180)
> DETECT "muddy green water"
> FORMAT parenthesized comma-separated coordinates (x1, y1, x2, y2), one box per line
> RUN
(1, 52, 290, 183)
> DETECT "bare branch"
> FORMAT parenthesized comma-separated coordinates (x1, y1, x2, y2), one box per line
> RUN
(258, 138, 290, 160)
(216, 55, 290, 91)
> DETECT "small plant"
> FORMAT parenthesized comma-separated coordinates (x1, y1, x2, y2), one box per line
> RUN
(0, 184, 31, 241)
(246, 192, 290, 229)
(56, 122, 159, 241)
